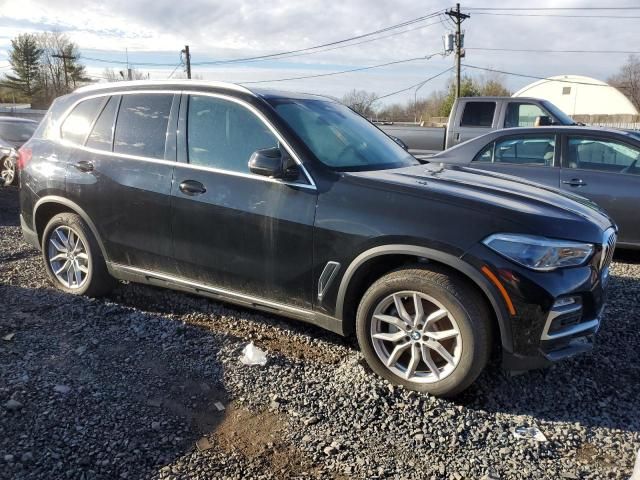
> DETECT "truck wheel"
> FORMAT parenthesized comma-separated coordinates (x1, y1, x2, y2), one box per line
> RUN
(356, 266, 491, 397)
(42, 213, 116, 297)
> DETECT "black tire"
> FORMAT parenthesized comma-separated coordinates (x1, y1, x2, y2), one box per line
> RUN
(356, 265, 491, 397)
(42, 213, 116, 297)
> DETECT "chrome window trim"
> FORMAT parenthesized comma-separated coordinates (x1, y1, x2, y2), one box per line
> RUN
(55, 89, 317, 191)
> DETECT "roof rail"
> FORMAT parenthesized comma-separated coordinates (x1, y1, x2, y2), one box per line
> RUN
(74, 79, 254, 95)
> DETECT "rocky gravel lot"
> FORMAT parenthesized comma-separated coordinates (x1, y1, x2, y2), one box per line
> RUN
(1, 185, 639, 480)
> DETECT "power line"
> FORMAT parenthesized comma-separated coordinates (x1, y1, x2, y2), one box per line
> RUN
(467, 6, 640, 10)
(193, 16, 447, 66)
(167, 62, 183, 79)
(467, 47, 640, 54)
(473, 12, 640, 18)
(192, 10, 444, 66)
(240, 54, 442, 84)
(462, 64, 631, 89)
(373, 66, 454, 101)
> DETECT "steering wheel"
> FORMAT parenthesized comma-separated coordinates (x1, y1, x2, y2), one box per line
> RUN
(621, 159, 637, 174)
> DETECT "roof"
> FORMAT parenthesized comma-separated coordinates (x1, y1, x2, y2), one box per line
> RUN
(496, 125, 640, 139)
(74, 79, 254, 96)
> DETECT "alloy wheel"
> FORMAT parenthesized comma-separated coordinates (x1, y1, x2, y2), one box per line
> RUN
(47, 226, 90, 289)
(370, 291, 462, 383)
(1, 156, 15, 186)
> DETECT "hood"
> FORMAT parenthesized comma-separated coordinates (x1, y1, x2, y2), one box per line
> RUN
(347, 163, 614, 243)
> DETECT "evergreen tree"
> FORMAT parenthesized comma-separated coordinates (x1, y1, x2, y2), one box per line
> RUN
(3, 34, 42, 99)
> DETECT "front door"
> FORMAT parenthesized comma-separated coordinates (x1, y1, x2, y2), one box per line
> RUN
(560, 134, 640, 246)
(170, 93, 317, 309)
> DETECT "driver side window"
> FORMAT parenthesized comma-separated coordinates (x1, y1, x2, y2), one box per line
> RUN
(187, 95, 279, 173)
(565, 136, 640, 175)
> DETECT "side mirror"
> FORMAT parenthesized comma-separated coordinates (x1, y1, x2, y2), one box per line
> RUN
(249, 147, 298, 180)
(534, 115, 552, 127)
(390, 135, 409, 151)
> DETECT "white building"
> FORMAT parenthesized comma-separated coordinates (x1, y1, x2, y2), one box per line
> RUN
(513, 75, 638, 116)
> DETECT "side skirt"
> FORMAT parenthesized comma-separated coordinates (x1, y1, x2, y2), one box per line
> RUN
(107, 263, 345, 336)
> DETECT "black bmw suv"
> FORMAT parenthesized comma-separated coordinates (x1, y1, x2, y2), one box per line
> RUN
(18, 81, 616, 396)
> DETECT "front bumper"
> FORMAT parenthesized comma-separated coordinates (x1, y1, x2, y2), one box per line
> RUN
(462, 242, 610, 372)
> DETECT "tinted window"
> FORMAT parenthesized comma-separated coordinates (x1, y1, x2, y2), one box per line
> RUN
(473, 143, 494, 162)
(0, 121, 37, 143)
(187, 95, 278, 173)
(269, 98, 417, 171)
(566, 136, 640, 175)
(114, 94, 173, 159)
(60, 97, 106, 145)
(460, 102, 496, 127)
(486, 136, 555, 166)
(86, 96, 119, 151)
(504, 103, 546, 128)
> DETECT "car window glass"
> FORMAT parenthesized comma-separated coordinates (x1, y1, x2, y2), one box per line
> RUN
(460, 102, 496, 127)
(187, 95, 278, 173)
(60, 97, 106, 145)
(86, 96, 119, 151)
(0, 122, 37, 143)
(504, 103, 546, 128)
(113, 94, 173, 159)
(493, 136, 555, 166)
(473, 142, 494, 162)
(566, 136, 640, 175)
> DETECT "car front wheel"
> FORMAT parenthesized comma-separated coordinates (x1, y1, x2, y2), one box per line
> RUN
(356, 266, 491, 397)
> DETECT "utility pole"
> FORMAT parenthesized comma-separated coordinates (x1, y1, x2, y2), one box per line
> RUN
(52, 52, 76, 91)
(446, 3, 469, 99)
(182, 45, 191, 79)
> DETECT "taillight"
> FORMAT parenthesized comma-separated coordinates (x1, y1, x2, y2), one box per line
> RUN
(16, 147, 32, 170)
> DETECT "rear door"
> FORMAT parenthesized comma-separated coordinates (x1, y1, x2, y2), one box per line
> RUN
(468, 133, 560, 188)
(448, 101, 497, 148)
(170, 93, 317, 309)
(63, 91, 179, 270)
(560, 134, 640, 246)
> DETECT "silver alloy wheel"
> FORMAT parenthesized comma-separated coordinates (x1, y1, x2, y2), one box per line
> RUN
(1, 156, 15, 186)
(370, 291, 462, 383)
(47, 226, 90, 289)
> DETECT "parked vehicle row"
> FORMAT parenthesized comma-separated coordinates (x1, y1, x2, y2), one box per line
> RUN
(429, 126, 640, 248)
(18, 80, 616, 396)
(379, 96, 578, 156)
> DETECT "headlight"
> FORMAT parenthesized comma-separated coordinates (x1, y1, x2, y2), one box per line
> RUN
(483, 233, 594, 271)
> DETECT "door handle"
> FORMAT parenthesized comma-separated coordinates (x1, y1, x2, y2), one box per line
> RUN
(74, 160, 94, 172)
(179, 180, 206, 195)
(562, 178, 587, 187)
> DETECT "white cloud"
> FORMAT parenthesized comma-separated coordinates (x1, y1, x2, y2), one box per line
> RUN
(1, 0, 638, 105)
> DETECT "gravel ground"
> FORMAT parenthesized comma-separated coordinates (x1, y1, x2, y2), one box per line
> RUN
(1, 185, 639, 480)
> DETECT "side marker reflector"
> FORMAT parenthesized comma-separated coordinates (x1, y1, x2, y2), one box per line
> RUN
(481, 265, 517, 316)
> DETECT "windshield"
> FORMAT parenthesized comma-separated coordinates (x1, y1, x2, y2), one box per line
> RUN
(540, 101, 576, 125)
(269, 98, 418, 171)
(0, 121, 37, 143)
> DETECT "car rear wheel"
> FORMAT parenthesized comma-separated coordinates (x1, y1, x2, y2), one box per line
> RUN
(356, 266, 491, 397)
(1, 155, 16, 186)
(42, 213, 116, 297)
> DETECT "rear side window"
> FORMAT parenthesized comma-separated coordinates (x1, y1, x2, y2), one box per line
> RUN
(60, 97, 106, 145)
(187, 95, 278, 173)
(460, 102, 496, 127)
(495, 136, 555, 166)
(86, 96, 119, 151)
(113, 94, 173, 159)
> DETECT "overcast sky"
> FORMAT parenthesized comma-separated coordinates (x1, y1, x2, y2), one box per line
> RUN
(0, 0, 638, 105)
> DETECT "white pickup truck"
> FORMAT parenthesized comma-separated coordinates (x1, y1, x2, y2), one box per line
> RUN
(380, 96, 578, 157)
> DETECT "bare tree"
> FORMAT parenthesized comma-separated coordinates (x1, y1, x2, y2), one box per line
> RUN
(478, 71, 510, 97)
(609, 55, 640, 111)
(340, 89, 378, 117)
